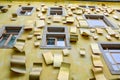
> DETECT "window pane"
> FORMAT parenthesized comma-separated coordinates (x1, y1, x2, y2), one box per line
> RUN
(87, 19, 107, 27)
(118, 65, 120, 70)
(47, 38, 55, 45)
(111, 53, 120, 64)
(112, 65, 120, 71)
(105, 53, 115, 64)
(57, 38, 65, 46)
(57, 38, 64, 41)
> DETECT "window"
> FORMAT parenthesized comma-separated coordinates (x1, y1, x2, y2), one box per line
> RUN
(47, 38, 55, 46)
(57, 38, 65, 46)
(79, 6, 96, 9)
(0, 26, 23, 48)
(116, 10, 120, 14)
(47, 37, 65, 47)
(79, 5, 87, 8)
(88, 6, 96, 9)
(17, 7, 34, 16)
(47, 27, 65, 32)
(41, 26, 70, 49)
(84, 14, 118, 28)
(0, 6, 4, 9)
(99, 42, 120, 74)
(48, 7, 66, 16)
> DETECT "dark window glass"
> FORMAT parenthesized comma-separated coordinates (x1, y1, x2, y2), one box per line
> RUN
(47, 38, 55, 45)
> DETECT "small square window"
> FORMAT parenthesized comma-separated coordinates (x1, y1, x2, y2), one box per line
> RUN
(41, 26, 70, 49)
(57, 38, 65, 46)
(47, 38, 55, 46)
(17, 7, 34, 16)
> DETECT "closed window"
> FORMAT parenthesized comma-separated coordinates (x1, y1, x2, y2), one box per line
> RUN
(84, 14, 117, 28)
(99, 42, 120, 74)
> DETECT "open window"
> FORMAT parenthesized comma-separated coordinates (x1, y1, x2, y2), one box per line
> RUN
(99, 42, 120, 74)
(17, 7, 34, 16)
(41, 26, 70, 49)
(84, 14, 118, 28)
(0, 26, 23, 48)
(48, 7, 66, 16)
